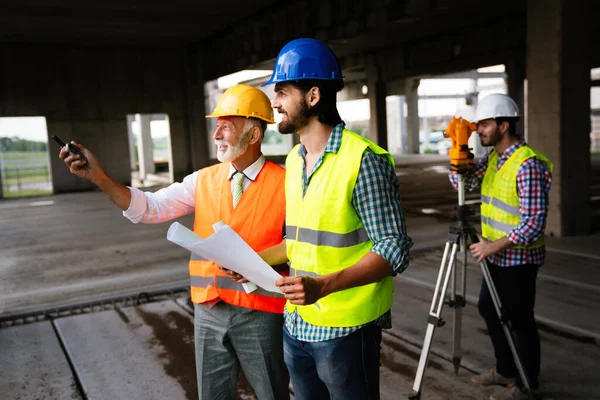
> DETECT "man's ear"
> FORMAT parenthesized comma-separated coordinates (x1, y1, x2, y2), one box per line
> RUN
(499, 120, 510, 134)
(248, 125, 262, 145)
(305, 86, 321, 108)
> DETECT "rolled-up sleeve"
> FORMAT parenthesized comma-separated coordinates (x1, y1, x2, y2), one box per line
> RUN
(507, 158, 552, 246)
(123, 171, 198, 224)
(352, 151, 413, 275)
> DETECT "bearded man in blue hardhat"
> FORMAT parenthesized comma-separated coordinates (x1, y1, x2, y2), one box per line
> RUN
(258, 38, 413, 400)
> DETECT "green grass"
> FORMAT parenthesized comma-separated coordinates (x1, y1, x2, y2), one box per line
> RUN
(3, 189, 52, 198)
(2, 151, 47, 160)
(5, 167, 49, 177)
(4, 176, 49, 185)
(2, 152, 49, 169)
(3, 165, 50, 185)
(1, 151, 51, 197)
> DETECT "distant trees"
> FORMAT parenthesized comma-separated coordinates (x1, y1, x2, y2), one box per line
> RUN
(0, 137, 47, 152)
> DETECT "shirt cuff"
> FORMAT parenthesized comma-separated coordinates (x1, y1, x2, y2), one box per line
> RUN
(507, 229, 527, 246)
(448, 171, 459, 189)
(122, 187, 146, 223)
(370, 237, 413, 276)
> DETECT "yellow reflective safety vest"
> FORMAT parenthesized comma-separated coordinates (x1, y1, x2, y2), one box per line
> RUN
(481, 145, 553, 249)
(285, 128, 395, 327)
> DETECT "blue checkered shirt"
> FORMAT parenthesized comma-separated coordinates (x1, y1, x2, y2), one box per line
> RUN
(284, 123, 413, 342)
(449, 138, 552, 267)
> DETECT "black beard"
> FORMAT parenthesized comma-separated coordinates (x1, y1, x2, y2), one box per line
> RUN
(480, 127, 502, 146)
(278, 101, 311, 134)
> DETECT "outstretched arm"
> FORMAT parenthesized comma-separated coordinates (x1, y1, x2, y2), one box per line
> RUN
(60, 141, 131, 210)
(60, 141, 196, 222)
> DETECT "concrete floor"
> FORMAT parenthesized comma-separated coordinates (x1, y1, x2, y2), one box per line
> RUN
(1, 158, 599, 400)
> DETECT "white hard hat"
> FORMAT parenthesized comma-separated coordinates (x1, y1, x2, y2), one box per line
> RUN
(473, 93, 519, 123)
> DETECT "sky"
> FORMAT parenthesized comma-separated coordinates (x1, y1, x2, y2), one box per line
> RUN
(0, 117, 48, 142)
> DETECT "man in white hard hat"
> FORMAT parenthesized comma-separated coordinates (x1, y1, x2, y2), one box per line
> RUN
(449, 93, 552, 400)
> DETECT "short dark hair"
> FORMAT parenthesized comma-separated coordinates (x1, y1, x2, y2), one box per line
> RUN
(290, 79, 343, 127)
(495, 117, 520, 137)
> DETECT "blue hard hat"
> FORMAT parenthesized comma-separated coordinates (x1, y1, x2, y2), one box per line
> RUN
(262, 38, 343, 87)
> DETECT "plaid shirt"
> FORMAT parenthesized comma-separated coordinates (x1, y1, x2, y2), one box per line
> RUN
(284, 123, 413, 342)
(449, 138, 552, 267)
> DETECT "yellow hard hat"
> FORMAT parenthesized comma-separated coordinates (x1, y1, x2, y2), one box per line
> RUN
(206, 84, 275, 124)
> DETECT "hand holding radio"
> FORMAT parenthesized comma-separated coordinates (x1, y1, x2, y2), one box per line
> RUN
(52, 135, 82, 156)
(54, 136, 106, 182)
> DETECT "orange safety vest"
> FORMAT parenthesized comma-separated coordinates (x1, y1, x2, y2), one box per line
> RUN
(188, 160, 287, 313)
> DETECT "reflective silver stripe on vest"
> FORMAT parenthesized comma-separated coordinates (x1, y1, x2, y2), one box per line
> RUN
(215, 276, 285, 298)
(481, 216, 516, 234)
(289, 267, 319, 277)
(190, 253, 208, 261)
(190, 276, 214, 287)
(481, 195, 520, 215)
(286, 225, 369, 248)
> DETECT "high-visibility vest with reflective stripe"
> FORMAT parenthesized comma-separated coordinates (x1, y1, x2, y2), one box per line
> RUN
(285, 129, 395, 327)
(481, 145, 552, 249)
(189, 161, 286, 313)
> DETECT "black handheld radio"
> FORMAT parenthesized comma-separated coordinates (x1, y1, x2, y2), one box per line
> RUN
(52, 135, 81, 155)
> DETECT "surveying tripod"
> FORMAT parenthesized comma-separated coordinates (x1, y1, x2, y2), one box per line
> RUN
(407, 173, 533, 400)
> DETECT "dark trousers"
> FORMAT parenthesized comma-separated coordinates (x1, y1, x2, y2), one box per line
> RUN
(478, 262, 540, 389)
(283, 324, 382, 400)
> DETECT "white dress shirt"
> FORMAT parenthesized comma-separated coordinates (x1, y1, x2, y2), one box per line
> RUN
(123, 155, 266, 224)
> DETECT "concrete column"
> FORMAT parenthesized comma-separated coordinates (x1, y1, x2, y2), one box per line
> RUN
(0, 145, 5, 198)
(135, 114, 155, 182)
(366, 54, 388, 149)
(405, 79, 420, 154)
(527, 0, 591, 236)
(126, 115, 137, 171)
(399, 95, 408, 154)
(185, 48, 210, 173)
(158, 114, 175, 184)
(384, 95, 403, 155)
(469, 80, 484, 156)
(506, 60, 526, 139)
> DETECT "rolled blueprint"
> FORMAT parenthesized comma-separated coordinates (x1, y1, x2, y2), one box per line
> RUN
(167, 222, 282, 293)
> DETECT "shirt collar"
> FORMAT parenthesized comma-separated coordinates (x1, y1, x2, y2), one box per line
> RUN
(297, 122, 346, 157)
(499, 137, 526, 159)
(228, 154, 266, 181)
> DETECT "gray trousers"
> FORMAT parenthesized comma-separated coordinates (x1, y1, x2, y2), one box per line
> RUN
(194, 301, 289, 400)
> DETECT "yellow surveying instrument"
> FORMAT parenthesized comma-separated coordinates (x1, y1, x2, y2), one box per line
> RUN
(446, 117, 477, 172)
(408, 118, 534, 400)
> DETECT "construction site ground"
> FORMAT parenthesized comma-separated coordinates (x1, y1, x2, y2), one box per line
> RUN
(1, 156, 599, 400)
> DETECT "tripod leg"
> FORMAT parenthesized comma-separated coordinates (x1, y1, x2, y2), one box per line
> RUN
(479, 259, 534, 400)
(451, 233, 468, 375)
(409, 241, 459, 400)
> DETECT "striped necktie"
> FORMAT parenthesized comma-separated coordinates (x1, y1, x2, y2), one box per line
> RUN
(231, 171, 245, 209)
